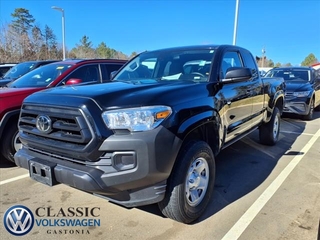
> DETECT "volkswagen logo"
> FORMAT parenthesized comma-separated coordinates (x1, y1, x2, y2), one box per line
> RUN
(3, 205, 34, 236)
(36, 115, 52, 133)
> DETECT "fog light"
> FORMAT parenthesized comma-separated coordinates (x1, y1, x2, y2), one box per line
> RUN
(112, 152, 136, 171)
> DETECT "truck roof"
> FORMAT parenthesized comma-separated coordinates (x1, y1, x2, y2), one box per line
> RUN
(144, 44, 243, 53)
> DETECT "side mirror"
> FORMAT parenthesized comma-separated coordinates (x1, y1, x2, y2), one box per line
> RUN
(110, 71, 118, 80)
(65, 78, 83, 85)
(223, 67, 252, 82)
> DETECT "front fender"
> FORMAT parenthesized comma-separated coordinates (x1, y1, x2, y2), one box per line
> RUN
(176, 110, 223, 155)
(264, 80, 285, 121)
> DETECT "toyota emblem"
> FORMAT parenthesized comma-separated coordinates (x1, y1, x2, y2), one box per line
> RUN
(36, 115, 52, 133)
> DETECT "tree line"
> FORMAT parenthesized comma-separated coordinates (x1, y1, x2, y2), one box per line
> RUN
(0, 8, 318, 66)
(257, 53, 318, 68)
(0, 8, 132, 62)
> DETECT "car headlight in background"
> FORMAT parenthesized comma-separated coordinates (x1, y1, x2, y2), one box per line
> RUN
(102, 106, 172, 132)
(293, 91, 310, 97)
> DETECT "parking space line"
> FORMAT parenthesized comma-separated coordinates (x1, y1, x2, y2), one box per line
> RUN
(280, 130, 314, 136)
(221, 128, 320, 240)
(0, 174, 29, 185)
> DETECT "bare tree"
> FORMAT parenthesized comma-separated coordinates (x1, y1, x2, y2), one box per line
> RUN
(2, 8, 129, 62)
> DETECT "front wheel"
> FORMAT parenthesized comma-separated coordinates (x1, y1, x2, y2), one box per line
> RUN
(0, 122, 20, 163)
(158, 141, 215, 223)
(302, 99, 314, 120)
(259, 107, 280, 146)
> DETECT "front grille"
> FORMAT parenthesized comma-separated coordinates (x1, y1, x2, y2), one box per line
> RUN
(285, 91, 295, 100)
(285, 91, 293, 97)
(19, 104, 93, 153)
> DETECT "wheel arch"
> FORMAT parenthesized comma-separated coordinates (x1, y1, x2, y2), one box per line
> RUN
(0, 109, 20, 140)
(176, 110, 222, 157)
(265, 94, 284, 122)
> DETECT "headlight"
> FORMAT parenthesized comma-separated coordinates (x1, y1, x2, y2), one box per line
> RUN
(293, 91, 310, 97)
(102, 106, 172, 132)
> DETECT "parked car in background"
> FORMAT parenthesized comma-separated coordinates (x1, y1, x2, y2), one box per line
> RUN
(0, 63, 16, 78)
(0, 58, 126, 162)
(0, 60, 60, 87)
(259, 67, 272, 77)
(264, 67, 320, 120)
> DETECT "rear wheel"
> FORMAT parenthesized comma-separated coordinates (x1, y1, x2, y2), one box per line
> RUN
(259, 107, 280, 146)
(0, 122, 20, 163)
(158, 141, 215, 223)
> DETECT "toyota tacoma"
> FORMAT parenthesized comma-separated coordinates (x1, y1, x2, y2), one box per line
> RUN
(15, 45, 285, 223)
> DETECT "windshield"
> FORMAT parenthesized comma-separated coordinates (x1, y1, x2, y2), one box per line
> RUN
(265, 69, 311, 81)
(3, 62, 36, 79)
(7, 63, 72, 88)
(114, 49, 215, 82)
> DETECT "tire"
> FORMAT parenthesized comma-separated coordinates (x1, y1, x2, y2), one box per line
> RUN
(315, 104, 320, 112)
(0, 122, 21, 163)
(259, 107, 280, 146)
(302, 99, 314, 120)
(158, 141, 215, 223)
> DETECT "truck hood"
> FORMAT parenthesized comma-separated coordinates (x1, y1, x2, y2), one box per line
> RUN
(285, 80, 312, 92)
(23, 80, 214, 109)
(0, 87, 45, 97)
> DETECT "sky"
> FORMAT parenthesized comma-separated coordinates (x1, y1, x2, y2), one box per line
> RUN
(0, 0, 319, 65)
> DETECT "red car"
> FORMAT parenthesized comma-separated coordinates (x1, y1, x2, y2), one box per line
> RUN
(0, 59, 126, 162)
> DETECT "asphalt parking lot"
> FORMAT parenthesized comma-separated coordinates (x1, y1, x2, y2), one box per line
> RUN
(0, 112, 319, 240)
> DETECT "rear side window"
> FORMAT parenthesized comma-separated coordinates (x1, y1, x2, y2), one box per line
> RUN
(242, 50, 258, 79)
(0, 67, 11, 77)
(66, 65, 100, 83)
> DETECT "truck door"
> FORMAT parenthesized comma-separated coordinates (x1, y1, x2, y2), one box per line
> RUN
(219, 50, 253, 142)
(241, 49, 264, 127)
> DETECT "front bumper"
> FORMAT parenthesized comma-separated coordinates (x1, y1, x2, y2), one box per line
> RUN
(15, 126, 181, 207)
(283, 97, 311, 115)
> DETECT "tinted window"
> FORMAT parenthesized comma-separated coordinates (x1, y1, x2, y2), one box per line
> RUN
(0, 67, 12, 77)
(66, 65, 100, 83)
(101, 64, 124, 81)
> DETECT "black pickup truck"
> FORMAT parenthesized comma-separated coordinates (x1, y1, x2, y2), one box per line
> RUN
(15, 45, 285, 223)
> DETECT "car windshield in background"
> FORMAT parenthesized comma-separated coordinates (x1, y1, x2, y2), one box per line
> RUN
(114, 49, 215, 82)
(3, 62, 36, 79)
(265, 69, 311, 81)
(7, 63, 72, 88)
